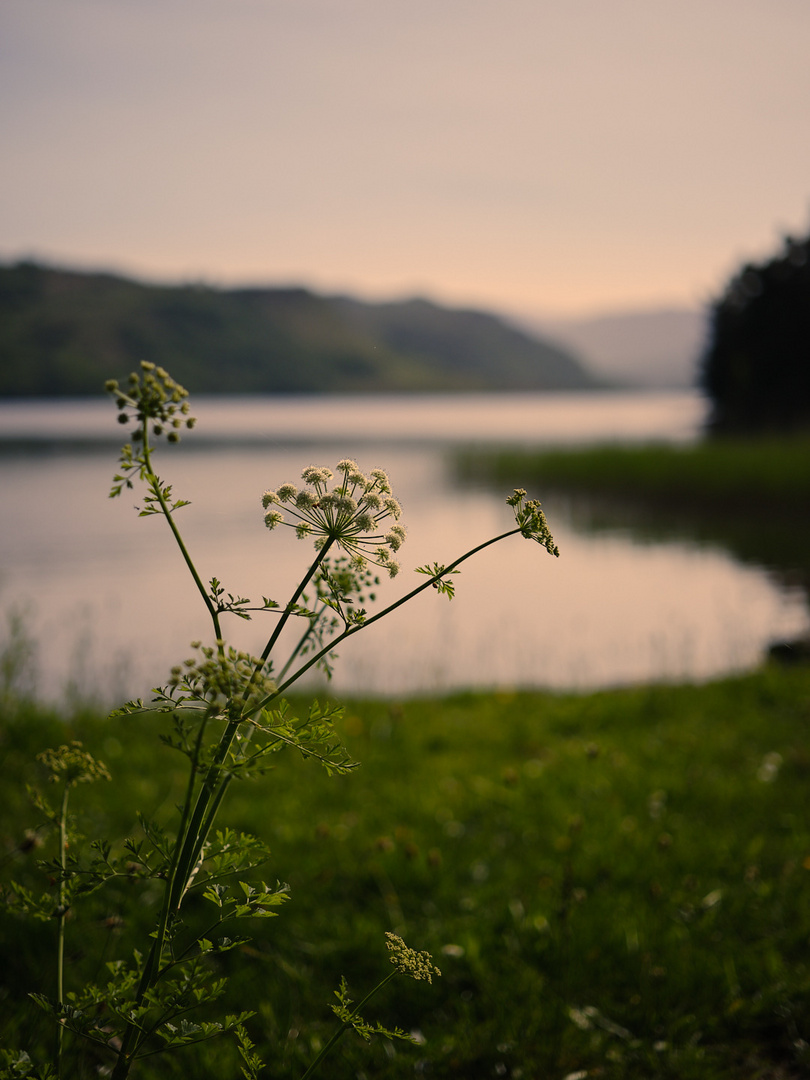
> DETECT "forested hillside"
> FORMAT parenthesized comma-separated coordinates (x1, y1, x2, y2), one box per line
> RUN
(0, 262, 596, 396)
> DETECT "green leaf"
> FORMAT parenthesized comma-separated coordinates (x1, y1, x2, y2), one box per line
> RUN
(414, 562, 460, 599)
(203, 883, 227, 907)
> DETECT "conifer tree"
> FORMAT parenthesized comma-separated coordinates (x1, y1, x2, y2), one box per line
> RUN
(702, 230, 810, 432)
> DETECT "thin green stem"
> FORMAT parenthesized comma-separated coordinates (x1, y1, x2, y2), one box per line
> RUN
(240, 537, 336, 715)
(181, 767, 234, 898)
(165, 913, 234, 968)
(259, 538, 336, 664)
(168, 736, 232, 899)
(141, 429, 223, 646)
(113, 713, 211, 1078)
(249, 527, 521, 718)
(278, 603, 327, 681)
(114, 734, 238, 1076)
(299, 971, 398, 1080)
(147, 713, 210, 977)
(56, 780, 70, 1079)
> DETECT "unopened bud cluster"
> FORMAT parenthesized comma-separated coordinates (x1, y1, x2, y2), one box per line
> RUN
(168, 641, 277, 716)
(105, 362, 196, 443)
(37, 742, 111, 786)
(506, 489, 560, 557)
(385, 932, 441, 984)
(262, 460, 406, 578)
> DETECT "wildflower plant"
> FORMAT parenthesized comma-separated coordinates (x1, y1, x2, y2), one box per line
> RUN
(4, 362, 558, 1080)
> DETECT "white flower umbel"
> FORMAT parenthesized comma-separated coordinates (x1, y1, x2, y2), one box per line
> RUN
(262, 459, 406, 578)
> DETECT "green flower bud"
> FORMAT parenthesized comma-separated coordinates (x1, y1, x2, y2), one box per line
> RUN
(385, 933, 441, 983)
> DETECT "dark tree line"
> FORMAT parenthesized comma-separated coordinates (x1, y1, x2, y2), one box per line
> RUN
(702, 229, 810, 433)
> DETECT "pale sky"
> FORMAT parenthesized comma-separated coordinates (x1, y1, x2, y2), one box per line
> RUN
(2, 0, 809, 317)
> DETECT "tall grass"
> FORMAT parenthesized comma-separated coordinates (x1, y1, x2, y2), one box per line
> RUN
(459, 435, 810, 516)
(459, 434, 810, 604)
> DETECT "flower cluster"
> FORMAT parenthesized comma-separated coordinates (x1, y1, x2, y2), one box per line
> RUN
(262, 460, 406, 577)
(37, 742, 111, 786)
(165, 641, 277, 717)
(385, 933, 441, 984)
(506, 489, 560, 556)
(105, 361, 196, 443)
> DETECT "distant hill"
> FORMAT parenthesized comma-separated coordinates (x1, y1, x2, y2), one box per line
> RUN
(0, 262, 596, 396)
(521, 306, 707, 388)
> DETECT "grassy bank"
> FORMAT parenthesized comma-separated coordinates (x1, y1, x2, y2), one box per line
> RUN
(459, 435, 810, 595)
(3, 666, 810, 1078)
(459, 435, 810, 517)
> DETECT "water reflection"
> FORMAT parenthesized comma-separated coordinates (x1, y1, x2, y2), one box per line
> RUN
(1, 427, 806, 704)
(534, 487, 810, 615)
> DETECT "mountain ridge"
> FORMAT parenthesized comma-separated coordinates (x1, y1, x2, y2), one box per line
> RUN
(0, 262, 598, 397)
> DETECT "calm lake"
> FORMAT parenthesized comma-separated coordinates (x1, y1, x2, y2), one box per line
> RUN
(1, 390, 807, 704)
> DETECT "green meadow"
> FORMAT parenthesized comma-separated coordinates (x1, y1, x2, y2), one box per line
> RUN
(2, 666, 810, 1079)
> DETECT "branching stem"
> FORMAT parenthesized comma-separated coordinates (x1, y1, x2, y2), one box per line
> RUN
(299, 971, 397, 1080)
(250, 527, 521, 717)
